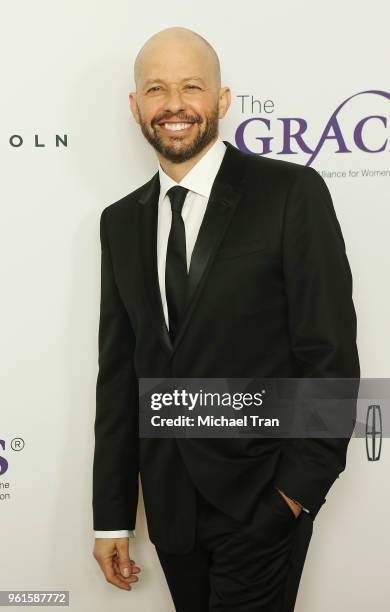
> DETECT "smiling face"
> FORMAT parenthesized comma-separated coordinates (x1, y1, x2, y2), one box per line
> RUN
(129, 29, 230, 163)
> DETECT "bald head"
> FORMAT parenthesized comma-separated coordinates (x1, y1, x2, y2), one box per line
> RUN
(133, 27, 221, 92)
(128, 26, 231, 166)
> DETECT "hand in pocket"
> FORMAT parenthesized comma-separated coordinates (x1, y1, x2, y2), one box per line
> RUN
(246, 484, 300, 546)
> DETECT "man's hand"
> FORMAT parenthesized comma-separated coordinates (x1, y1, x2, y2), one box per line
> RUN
(93, 537, 141, 590)
(276, 488, 303, 519)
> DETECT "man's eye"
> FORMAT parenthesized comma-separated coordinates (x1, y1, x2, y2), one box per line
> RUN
(146, 84, 200, 93)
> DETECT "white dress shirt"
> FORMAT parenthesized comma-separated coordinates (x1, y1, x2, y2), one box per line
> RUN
(94, 137, 308, 539)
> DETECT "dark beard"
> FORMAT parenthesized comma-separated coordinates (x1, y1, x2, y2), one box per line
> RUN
(139, 105, 220, 163)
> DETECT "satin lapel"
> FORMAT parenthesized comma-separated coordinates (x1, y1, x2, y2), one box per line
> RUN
(172, 140, 246, 352)
(137, 140, 247, 357)
(138, 172, 173, 356)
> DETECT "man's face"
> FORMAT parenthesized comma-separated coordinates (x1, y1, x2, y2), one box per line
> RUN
(129, 43, 227, 163)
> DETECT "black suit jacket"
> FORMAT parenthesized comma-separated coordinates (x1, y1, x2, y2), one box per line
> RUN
(92, 140, 360, 553)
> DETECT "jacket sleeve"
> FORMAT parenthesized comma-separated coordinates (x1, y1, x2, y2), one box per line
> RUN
(273, 166, 360, 520)
(92, 207, 139, 531)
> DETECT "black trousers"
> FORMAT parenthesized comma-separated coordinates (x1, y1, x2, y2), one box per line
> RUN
(155, 485, 313, 612)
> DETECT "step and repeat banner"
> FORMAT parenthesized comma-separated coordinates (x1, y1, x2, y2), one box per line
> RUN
(1, 1, 389, 611)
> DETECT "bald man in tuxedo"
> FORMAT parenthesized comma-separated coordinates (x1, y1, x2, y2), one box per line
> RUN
(92, 26, 360, 612)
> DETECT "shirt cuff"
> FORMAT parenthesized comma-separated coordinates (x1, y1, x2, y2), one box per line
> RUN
(94, 530, 135, 538)
(291, 499, 310, 513)
(276, 488, 311, 514)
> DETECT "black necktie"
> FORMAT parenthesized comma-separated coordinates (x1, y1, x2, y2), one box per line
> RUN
(165, 185, 189, 343)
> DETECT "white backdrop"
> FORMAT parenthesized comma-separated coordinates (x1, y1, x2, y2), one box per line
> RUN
(1, 1, 389, 610)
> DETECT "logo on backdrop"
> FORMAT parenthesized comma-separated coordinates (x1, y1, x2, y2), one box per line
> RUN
(0, 437, 25, 504)
(235, 89, 390, 166)
(0, 439, 8, 476)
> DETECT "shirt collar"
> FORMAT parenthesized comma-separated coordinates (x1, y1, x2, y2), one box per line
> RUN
(158, 137, 227, 202)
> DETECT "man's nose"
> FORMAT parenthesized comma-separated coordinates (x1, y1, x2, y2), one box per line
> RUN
(163, 87, 186, 111)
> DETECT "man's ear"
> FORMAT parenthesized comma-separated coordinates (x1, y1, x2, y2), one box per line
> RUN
(218, 87, 231, 120)
(128, 92, 140, 125)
